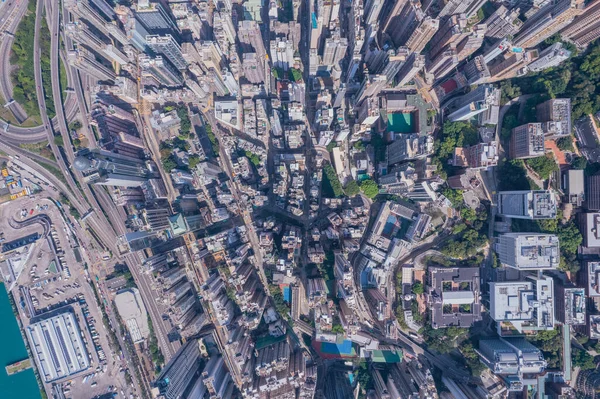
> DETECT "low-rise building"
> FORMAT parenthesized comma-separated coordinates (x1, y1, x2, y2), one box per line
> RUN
(428, 267, 482, 329)
(477, 337, 546, 389)
(452, 142, 499, 170)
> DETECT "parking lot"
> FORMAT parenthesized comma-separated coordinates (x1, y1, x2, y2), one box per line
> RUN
(0, 183, 133, 398)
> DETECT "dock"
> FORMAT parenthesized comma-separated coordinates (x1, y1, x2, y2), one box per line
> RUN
(5, 358, 32, 375)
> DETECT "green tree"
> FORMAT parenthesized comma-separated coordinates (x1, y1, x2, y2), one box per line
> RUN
(412, 282, 424, 295)
(353, 140, 365, 150)
(557, 222, 583, 256)
(572, 156, 587, 170)
(290, 68, 303, 82)
(161, 155, 177, 173)
(326, 141, 337, 152)
(500, 80, 521, 104)
(526, 154, 558, 180)
(442, 188, 463, 208)
(360, 179, 379, 199)
(572, 348, 597, 371)
(245, 150, 261, 166)
(345, 179, 360, 196)
(53, 135, 64, 146)
(323, 164, 344, 197)
(177, 105, 191, 136)
(556, 136, 574, 152)
(188, 154, 201, 170)
(69, 120, 83, 131)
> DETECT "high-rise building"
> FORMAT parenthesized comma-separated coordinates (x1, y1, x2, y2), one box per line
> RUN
(364, 0, 384, 25)
(242, 53, 265, 84)
(513, 0, 584, 49)
(140, 55, 184, 87)
(145, 35, 187, 70)
(354, 74, 387, 105)
(482, 38, 511, 64)
(395, 52, 425, 87)
(456, 24, 486, 62)
(270, 38, 295, 70)
(387, 135, 434, 165)
(478, 338, 546, 378)
(495, 233, 559, 270)
(66, 22, 129, 65)
(405, 17, 439, 53)
(509, 123, 546, 159)
(384, 0, 418, 48)
(497, 190, 558, 219)
(381, 0, 410, 35)
(135, 0, 178, 34)
(73, 149, 160, 187)
(448, 84, 500, 124)
(583, 261, 600, 296)
(463, 55, 490, 84)
(357, 96, 380, 126)
(561, 0, 600, 47)
(536, 98, 571, 139)
(238, 21, 266, 57)
(484, 5, 523, 40)
(67, 49, 116, 82)
(126, 18, 151, 52)
(437, 0, 487, 19)
(428, 14, 468, 60)
(322, 35, 348, 67)
(489, 276, 555, 333)
(586, 175, 600, 211)
(155, 339, 202, 399)
(489, 50, 537, 80)
(554, 285, 586, 325)
(525, 42, 571, 73)
(65, 0, 123, 45)
(426, 46, 458, 79)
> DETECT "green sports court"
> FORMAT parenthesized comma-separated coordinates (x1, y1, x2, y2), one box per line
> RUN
(387, 111, 417, 133)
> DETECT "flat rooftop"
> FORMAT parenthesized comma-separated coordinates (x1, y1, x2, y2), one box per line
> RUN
(497, 233, 559, 269)
(584, 213, 600, 248)
(498, 190, 557, 219)
(428, 267, 482, 329)
(26, 311, 90, 382)
(563, 288, 586, 325)
(587, 261, 600, 297)
(115, 288, 150, 343)
(489, 277, 555, 333)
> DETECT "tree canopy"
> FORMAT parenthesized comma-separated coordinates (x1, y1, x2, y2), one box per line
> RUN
(359, 179, 379, 199)
(526, 154, 558, 180)
(344, 179, 360, 197)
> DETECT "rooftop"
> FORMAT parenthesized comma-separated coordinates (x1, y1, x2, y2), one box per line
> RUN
(584, 213, 600, 248)
(498, 190, 557, 219)
(496, 233, 559, 270)
(562, 288, 586, 325)
(26, 311, 90, 382)
(489, 276, 555, 333)
(428, 267, 482, 329)
(115, 288, 151, 343)
(587, 261, 600, 297)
